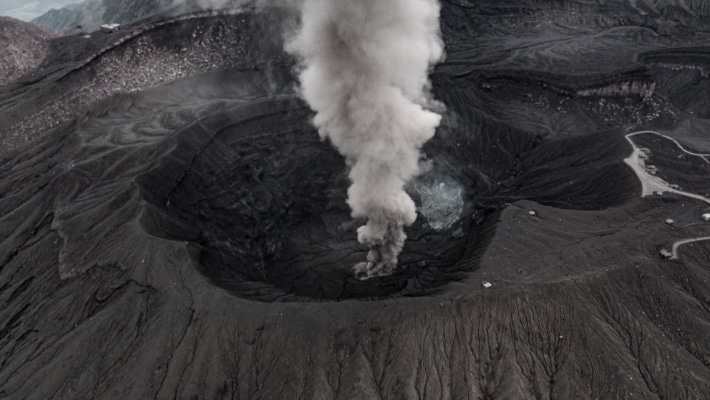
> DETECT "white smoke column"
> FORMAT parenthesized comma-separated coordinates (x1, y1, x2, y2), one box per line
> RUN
(287, 0, 444, 279)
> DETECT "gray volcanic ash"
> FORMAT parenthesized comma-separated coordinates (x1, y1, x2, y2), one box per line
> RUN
(287, 0, 445, 279)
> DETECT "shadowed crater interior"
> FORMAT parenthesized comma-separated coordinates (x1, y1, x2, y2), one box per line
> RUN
(136, 67, 641, 302)
(137, 94, 478, 302)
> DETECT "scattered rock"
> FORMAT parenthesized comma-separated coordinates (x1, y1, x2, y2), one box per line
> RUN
(659, 248, 673, 259)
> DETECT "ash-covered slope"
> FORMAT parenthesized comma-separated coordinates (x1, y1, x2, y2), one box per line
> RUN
(0, 8, 282, 152)
(2, 1, 710, 399)
(0, 17, 58, 86)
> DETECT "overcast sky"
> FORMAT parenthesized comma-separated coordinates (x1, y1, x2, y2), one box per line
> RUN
(0, 0, 85, 21)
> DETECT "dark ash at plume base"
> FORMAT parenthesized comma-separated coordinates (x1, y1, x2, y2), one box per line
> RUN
(286, 0, 445, 279)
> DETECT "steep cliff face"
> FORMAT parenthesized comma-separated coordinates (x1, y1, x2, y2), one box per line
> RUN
(0, 17, 58, 86)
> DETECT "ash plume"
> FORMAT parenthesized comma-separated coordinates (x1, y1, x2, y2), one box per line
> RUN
(286, 0, 445, 279)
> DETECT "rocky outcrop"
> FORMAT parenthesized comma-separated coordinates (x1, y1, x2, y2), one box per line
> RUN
(576, 80, 656, 98)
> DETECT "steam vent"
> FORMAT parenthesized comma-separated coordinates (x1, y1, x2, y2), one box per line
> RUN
(2, 1, 710, 398)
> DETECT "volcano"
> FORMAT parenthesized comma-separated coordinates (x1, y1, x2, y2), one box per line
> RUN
(2, 1, 710, 399)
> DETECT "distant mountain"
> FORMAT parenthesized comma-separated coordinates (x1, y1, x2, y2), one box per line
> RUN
(0, 16, 58, 86)
(31, 0, 249, 34)
(32, 0, 116, 34)
(0, 0, 84, 21)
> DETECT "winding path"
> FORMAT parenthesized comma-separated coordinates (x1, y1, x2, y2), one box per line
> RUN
(624, 130, 710, 260)
(623, 130, 710, 204)
(671, 236, 710, 259)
